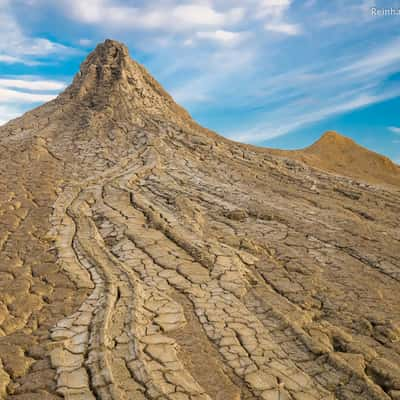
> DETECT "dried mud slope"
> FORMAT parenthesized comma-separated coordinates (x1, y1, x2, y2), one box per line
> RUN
(0, 40, 400, 400)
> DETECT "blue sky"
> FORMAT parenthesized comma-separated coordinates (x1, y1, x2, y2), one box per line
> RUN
(0, 0, 400, 163)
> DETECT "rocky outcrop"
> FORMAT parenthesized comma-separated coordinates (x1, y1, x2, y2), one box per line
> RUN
(0, 40, 399, 400)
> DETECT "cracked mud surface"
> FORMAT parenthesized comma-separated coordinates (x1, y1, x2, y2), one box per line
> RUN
(1, 40, 400, 400)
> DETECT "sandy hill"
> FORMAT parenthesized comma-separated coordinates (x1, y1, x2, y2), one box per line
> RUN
(293, 131, 400, 187)
(0, 40, 399, 400)
(270, 131, 400, 187)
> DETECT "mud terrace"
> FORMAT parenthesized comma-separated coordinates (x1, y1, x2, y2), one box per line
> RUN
(0, 40, 400, 400)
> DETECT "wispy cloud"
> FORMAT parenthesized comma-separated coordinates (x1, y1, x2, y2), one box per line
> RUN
(316, 0, 374, 27)
(388, 126, 400, 135)
(0, 87, 58, 103)
(338, 37, 400, 77)
(0, 1, 72, 124)
(221, 32, 400, 143)
(188, 30, 250, 46)
(256, 0, 301, 35)
(0, 55, 28, 64)
(0, 0, 75, 65)
(78, 38, 92, 46)
(255, 0, 293, 18)
(0, 105, 20, 126)
(63, 1, 244, 32)
(264, 22, 302, 35)
(231, 90, 400, 143)
(0, 78, 66, 91)
(170, 46, 256, 104)
(0, 77, 66, 123)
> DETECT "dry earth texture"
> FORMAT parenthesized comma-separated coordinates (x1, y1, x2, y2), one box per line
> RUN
(0, 40, 400, 400)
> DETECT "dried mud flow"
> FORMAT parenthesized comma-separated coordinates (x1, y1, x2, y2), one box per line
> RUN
(1, 40, 400, 400)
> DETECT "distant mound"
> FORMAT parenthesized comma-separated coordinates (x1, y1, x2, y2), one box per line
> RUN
(283, 131, 400, 187)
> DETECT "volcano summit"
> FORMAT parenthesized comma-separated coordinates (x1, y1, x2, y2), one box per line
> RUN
(0, 40, 399, 400)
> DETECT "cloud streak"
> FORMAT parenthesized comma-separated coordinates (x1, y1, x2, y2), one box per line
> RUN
(264, 22, 302, 35)
(0, 77, 66, 123)
(64, 1, 244, 32)
(0, 78, 66, 91)
(0, 0, 75, 65)
(388, 126, 400, 135)
(0, 87, 58, 103)
(0, 105, 20, 126)
(257, 0, 301, 35)
(190, 30, 249, 46)
(231, 89, 400, 143)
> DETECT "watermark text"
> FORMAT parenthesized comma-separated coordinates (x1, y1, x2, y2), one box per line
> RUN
(371, 7, 400, 16)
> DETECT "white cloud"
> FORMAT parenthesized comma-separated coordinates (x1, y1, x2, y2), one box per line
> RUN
(170, 45, 256, 105)
(256, 0, 293, 18)
(230, 90, 400, 143)
(171, 5, 243, 28)
(0, 55, 24, 64)
(17, 38, 68, 56)
(219, 33, 400, 144)
(0, 2, 70, 124)
(265, 22, 302, 35)
(0, 55, 42, 66)
(67, 0, 104, 23)
(0, 78, 66, 91)
(193, 30, 248, 46)
(55, 0, 301, 40)
(259, 38, 400, 99)
(388, 126, 400, 135)
(171, 78, 211, 104)
(65, 1, 244, 31)
(0, 105, 20, 126)
(183, 38, 194, 47)
(252, 0, 302, 36)
(219, 35, 400, 135)
(0, 87, 57, 103)
(78, 38, 92, 46)
(0, 78, 65, 123)
(339, 37, 400, 77)
(0, 0, 73, 64)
